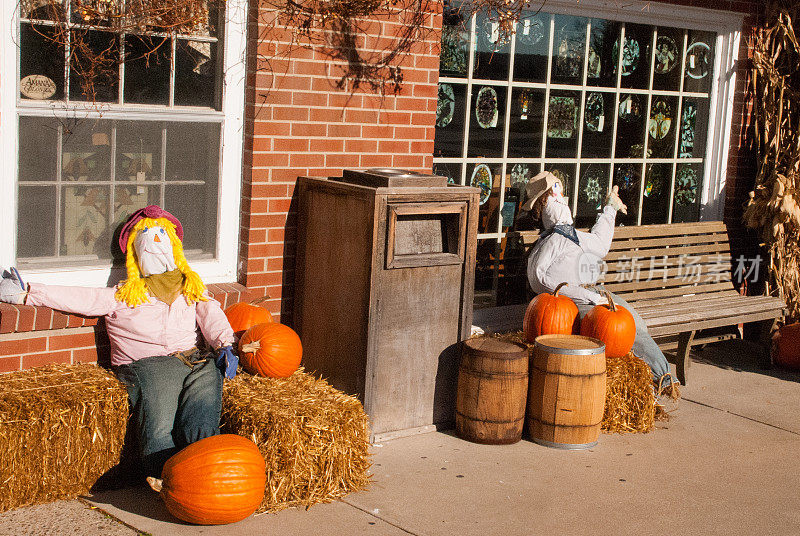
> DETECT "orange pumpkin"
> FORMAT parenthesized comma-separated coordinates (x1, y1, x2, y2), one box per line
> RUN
(775, 322, 800, 370)
(146, 434, 266, 525)
(224, 301, 273, 336)
(523, 282, 580, 343)
(238, 323, 302, 378)
(579, 290, 636, 358)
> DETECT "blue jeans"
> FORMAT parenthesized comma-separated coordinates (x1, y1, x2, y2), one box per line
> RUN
(114, 351, 223, 477)
(576, 291, 673, 385)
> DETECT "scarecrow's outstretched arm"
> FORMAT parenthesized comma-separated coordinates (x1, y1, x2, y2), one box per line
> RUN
(26, 283, 118, 317)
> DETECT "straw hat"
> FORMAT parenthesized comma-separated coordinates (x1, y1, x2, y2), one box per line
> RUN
(521, 171, 561, 212)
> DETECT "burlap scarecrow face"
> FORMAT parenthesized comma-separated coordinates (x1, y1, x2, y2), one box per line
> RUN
(134, 224, 177, 276)
(115, 205, 206, 307)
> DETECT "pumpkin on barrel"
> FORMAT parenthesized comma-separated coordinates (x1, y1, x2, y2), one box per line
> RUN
(523, 282, 580, 342)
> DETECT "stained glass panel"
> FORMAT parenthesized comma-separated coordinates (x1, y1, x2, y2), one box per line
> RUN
(508, 88, 545, 158)
(641, 163, 672, 224)
(468, 85, 506, 158)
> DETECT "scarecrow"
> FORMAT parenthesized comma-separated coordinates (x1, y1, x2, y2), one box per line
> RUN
(0, 205, 238, 477)
(521, 172, 674, 387)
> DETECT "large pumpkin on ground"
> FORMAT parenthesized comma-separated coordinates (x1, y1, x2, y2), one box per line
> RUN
(523, 282, 580, 343)
(224, 301, 273, 336)
(775, 322, 800, 370)
(146, 434, 266, 525)
(579, 290, 636, 358)
(238, 322, 303, 378)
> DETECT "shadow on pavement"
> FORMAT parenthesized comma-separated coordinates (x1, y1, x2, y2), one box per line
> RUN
(693, 339, 800, 383)
(86, 484, 187, 525)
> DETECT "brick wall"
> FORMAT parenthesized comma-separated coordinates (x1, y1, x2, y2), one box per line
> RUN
(0, 284, 256, 372)
(237, 5, 442, 323)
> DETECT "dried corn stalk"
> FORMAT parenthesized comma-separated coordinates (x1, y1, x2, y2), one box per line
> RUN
(744, 2, 800, 321)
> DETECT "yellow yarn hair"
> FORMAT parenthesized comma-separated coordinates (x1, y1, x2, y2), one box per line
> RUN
(115, 217, 208, 307)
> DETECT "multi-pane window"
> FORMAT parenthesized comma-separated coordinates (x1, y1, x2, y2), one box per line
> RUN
(16, 1, 223, 267)
(435, 3, 718, 307)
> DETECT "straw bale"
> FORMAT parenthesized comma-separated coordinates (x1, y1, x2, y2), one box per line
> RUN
(602, 353, 655, 434)
(221, 368, 371, 513)
(0, 364, 128, 513)
(488, 332, 656, 433)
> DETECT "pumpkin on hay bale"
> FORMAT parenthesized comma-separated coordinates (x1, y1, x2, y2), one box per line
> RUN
(488, 332, 663, 434)
(238, 322, 303, 378)
(224, 300, 273, 338)
(0, 364, 128, 513)
(221, 368, 371, 513)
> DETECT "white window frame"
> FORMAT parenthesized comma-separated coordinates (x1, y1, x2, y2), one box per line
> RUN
(435, 0, 744, 240)
(0, 0, 247, 287)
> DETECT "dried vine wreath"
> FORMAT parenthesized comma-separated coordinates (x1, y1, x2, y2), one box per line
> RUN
(16, 0, 549, 100)
(15, 0, 442, 99)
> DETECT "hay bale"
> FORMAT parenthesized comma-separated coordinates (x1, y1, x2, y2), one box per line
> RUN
(0, 364, 128, 513)
(487, 332, 656, 433)
(602, 353, 655, 434)
(221, 368, 371, 513)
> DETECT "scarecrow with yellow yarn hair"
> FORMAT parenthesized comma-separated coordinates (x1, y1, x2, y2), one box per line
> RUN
(0, 205, 237, 478)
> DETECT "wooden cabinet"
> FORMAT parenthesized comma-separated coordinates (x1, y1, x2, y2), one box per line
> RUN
(294, 172, 480, 442)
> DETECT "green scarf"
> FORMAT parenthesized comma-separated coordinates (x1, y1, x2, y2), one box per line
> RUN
(143, 269, 184, 305)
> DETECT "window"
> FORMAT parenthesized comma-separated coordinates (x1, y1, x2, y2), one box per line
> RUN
(434, 0, 742, 308)
(1, 0, 246, 285)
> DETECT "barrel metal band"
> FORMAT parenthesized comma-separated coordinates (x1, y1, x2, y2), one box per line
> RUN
(533, 341, 604, 355)
(460, 368, 529, 380)
(527, 416, 602, 428)
(456, 411, 524, 425)
(530, 365, 606, 378)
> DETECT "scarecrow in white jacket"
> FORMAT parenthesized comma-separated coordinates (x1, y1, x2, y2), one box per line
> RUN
(0, 205, 237, 478)
(522, 172, 673, 386)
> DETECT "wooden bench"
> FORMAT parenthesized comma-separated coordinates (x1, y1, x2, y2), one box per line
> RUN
(488, 221, 787, 385)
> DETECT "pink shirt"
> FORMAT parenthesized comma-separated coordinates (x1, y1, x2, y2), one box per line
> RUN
(27, 283, 235, 366)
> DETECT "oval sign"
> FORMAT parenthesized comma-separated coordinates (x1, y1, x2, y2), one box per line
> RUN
(20, 75, 56, 100)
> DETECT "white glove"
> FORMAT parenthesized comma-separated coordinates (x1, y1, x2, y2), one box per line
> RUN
(604, 185, 628, 215)
(0, 267, 27, 305)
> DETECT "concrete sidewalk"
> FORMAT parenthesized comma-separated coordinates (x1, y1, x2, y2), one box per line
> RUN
(3, 339, 800, 536)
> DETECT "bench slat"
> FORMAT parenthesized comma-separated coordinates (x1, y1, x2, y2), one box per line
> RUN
(648, 309, 784, 337)
(612, 221, 726, 238)
(601, 266, 732, 287)
(626, 290, 743, 308)
(633, 293, 748, 313)
(618, 281, 736, 302)
(604, 254, 732, 274)
(602, 273, 732, 293)
(605, 241, 730, 261)
(512, 221, 728, 248)
(639, 296, 784, 320)
(604, 260, 732, 277)
(608, 232, 730, 251)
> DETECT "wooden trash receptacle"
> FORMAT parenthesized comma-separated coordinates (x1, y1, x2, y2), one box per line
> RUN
(528, 334, 606, 450)
(456, 338, 529, 445)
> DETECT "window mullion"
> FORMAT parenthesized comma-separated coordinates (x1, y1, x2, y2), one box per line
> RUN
(540, 14, 555, 169)
(460, 14, 477, 185)
(170, 32, 177, 107)
(64, 12, 71, 103)
(637, 26, 658, 225)
(161, 123, 168, 206)
(608, 23, 625, 196)
(668, 30, 689, 224)
(54, 123, 63, 258)
(573, 19, 592, 216)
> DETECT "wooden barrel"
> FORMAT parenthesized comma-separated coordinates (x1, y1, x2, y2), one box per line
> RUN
(455, 338, 529, 445)
(527, 334, 606, 450)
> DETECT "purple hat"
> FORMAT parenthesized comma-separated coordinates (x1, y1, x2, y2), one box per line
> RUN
(118, 205, 183, 254)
